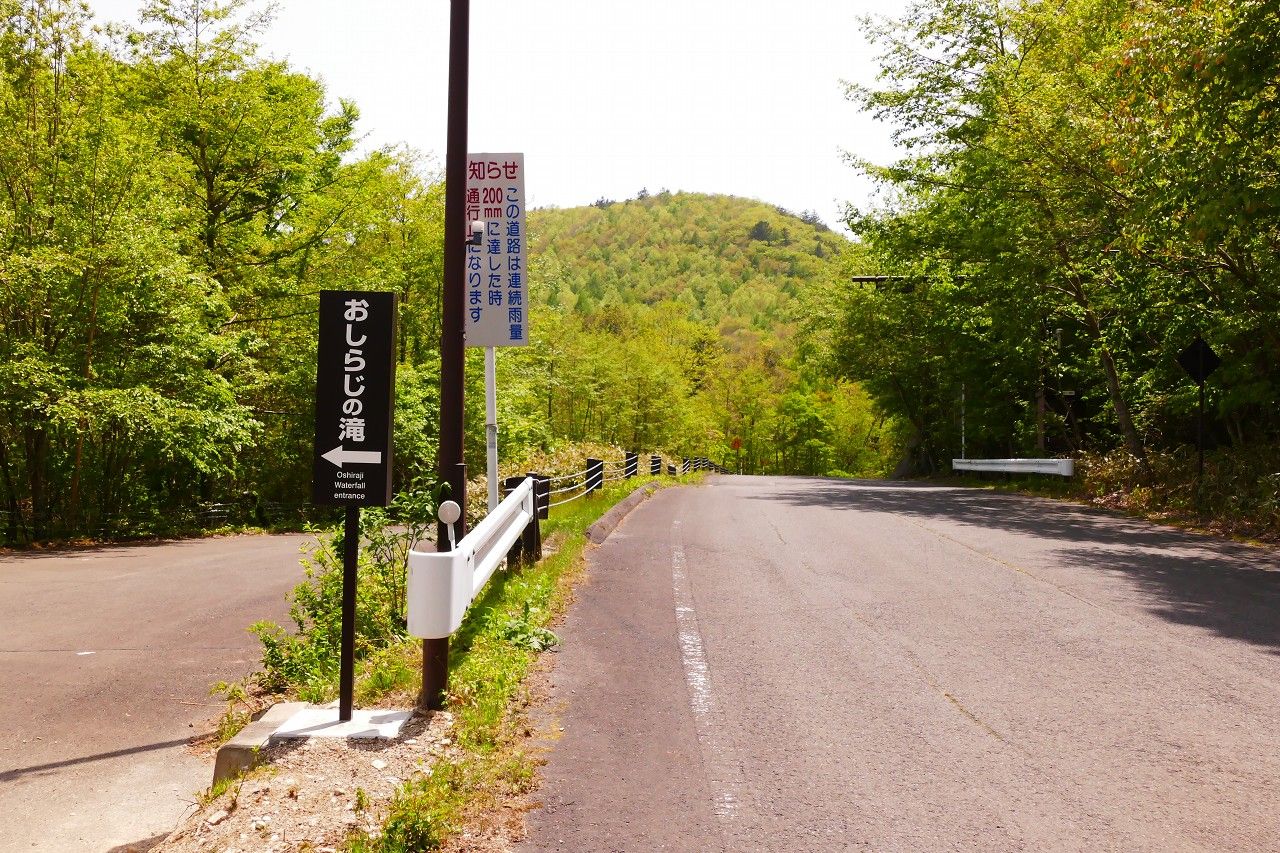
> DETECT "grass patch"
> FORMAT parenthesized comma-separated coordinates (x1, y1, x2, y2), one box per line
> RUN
(347, 473, 701, 851)
(208, 678, 261, 746)
(198, 768, 249, 809)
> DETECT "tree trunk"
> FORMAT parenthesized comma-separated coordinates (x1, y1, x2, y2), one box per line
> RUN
(1095, 334, 1150, 476)
(1036, 385, 1046, 453)
(25, 427, 48, 540)
(1057, 260, 1151, 478)
(0, 441, 24, 543)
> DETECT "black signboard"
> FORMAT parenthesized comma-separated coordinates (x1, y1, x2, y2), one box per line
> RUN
(1177, 337, 1221, 384)
(313, 291, 397, 506)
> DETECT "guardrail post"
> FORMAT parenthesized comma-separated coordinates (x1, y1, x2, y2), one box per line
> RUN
(421, 462, 464, 712)
(681, 457, 689, 474)
(502, 476, 527, 568)
(586, 458, 603, 494)
(524, 471, 543, 561)
(625, 451, 638, 478)
(667, 463, 676, 476)
(651, 454, 661, 475)
(534, 473, 549, 520)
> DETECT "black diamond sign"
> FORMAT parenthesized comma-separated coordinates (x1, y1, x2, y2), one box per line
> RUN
(1177, 336, 1221, 384)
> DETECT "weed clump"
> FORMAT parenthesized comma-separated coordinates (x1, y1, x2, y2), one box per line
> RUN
(1078, 444, 1280, 541)
(249, 481, 443, 702)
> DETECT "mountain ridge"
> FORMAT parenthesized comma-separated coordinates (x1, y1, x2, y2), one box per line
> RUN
(529, 191, 849, 332)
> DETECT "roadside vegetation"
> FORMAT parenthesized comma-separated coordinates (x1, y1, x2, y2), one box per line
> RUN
(213, 458, 691, 851)
(1075, 448, 1280, 542)
(361, 474, 688, 852)
(955, 447, 1280, 544)
(817, 0, 1279, 539)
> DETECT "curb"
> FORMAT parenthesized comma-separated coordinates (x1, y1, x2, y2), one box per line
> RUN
(211, 700, 307, 786)
(586, 481, 662, 545)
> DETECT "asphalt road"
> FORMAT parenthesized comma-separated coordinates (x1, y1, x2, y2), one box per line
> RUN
(0, 534, 310, 852)
(520, 476, 1280, 852)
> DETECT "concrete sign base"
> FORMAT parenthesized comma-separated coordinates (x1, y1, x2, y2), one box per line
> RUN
(271, 705, 411, 741)
(212, 702, 413, 785)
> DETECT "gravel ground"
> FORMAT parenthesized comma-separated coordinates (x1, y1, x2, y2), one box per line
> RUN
(154, 709, 456, 853)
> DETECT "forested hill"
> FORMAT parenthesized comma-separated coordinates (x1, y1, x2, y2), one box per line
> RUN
(530, 192, 846, 331)
(478, 192, 899, 486)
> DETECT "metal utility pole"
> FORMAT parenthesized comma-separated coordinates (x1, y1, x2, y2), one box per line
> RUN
(424, 0, 470, 713)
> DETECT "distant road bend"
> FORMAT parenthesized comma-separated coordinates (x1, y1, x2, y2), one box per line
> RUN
(522, 475, 1280, 852)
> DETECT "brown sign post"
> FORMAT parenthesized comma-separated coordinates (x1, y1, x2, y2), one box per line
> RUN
(313, 290, 397, 721)
(426, 0, 472, 713)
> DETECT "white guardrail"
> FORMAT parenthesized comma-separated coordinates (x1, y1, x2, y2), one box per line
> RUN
(406, 476, 535, 639)
(952, 458, 1075, 476)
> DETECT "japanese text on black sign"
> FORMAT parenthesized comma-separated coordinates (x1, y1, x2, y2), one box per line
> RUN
(339, 299, 370, 445)
(313, 291, 396, 506)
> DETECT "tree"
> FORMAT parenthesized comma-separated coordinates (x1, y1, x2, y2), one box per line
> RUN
(0, 0, 254, 538)
(833, 0, 1280, 473)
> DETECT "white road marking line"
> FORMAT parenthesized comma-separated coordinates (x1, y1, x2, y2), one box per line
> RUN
(671, 520, 742, 823)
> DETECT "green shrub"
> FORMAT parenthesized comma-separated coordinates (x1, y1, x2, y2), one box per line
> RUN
(251, 479, 445, 698)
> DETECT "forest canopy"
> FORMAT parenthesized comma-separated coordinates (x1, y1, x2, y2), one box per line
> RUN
(9, 0, 1266, 545)
(0, 1, 892, 544)
(828, 0, 1280, 483)
(0, 0, 446, 541)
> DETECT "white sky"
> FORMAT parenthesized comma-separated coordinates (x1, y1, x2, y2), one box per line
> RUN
(89, 0, 908, 232)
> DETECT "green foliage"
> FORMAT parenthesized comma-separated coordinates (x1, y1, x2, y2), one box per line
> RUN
(250, 481, 442, 700)
(482, 601, 559, 652)
(356, 645, 417, 701)
(199, 771, 247, 809)
(1079, 445, 1280, 540)
(210, 678, 255, 744)
(0, 0, 446, 544)
(824, 0, 1280, 503)
(482, 192, 896, 478)
(532, 192, 844, 329)
(373, 761, 455, 851)
(0, 3, 901, 546)
(0, 1, 261, 540)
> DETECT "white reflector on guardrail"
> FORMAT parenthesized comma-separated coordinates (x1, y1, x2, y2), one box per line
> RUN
(407, 476, 535, 639)
(952, 458, 1075, 476)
